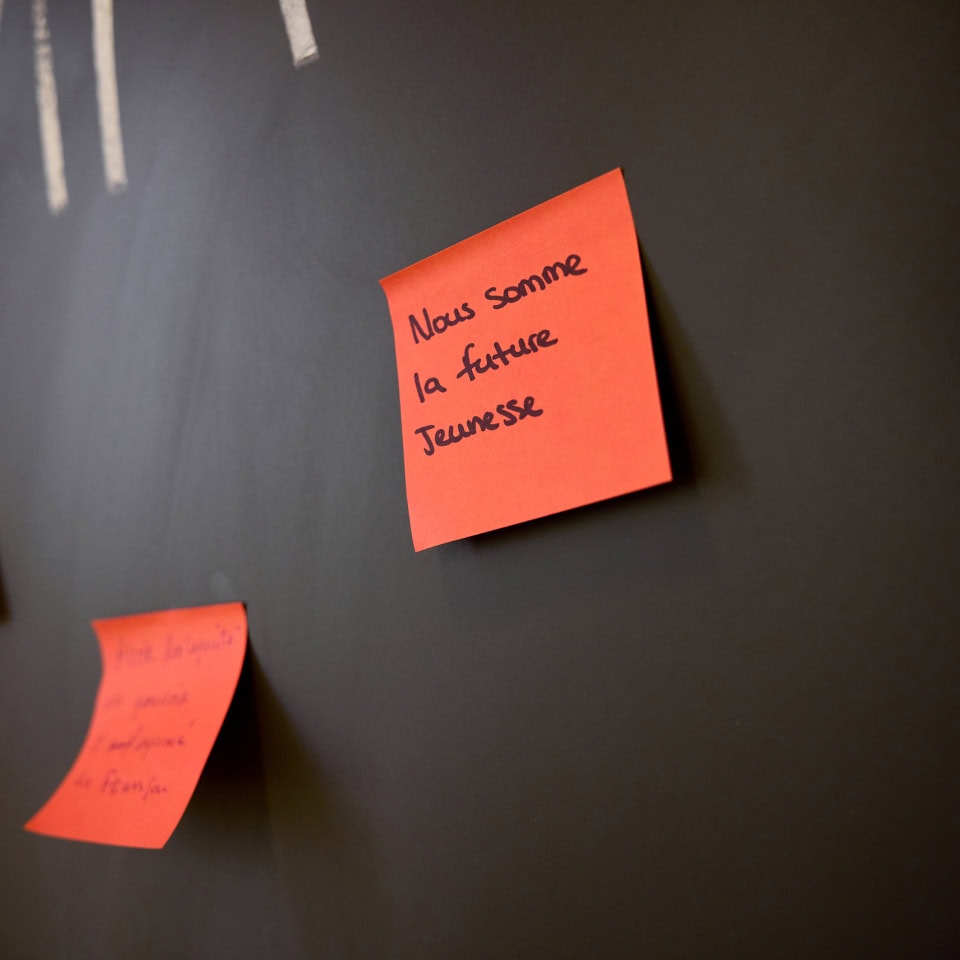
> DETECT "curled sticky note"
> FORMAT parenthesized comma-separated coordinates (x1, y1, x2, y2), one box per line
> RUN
(25, 603, 248, 848)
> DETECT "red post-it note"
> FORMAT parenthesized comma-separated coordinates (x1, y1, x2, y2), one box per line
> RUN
(24, 603, 247, 849)
(381, 169, 672, 551)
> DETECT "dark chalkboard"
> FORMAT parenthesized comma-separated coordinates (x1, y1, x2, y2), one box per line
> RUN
(1, 1, 958, 957)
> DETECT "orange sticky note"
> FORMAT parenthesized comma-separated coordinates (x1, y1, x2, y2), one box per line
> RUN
(24, 603, 247, 848)
(381, 169, 672, 551)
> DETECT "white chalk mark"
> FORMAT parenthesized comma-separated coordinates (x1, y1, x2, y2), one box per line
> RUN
(278, 0, 318, 67)
(92, 0, 127, 192)
(31, 0, 68, 214)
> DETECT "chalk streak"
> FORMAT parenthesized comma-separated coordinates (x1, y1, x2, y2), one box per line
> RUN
(31, 0, 68, 213)
(92, 0, 127, 192)
(278, 0, 318, 67)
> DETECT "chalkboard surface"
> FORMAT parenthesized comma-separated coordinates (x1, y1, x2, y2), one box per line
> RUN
(1, 1, 958, 957)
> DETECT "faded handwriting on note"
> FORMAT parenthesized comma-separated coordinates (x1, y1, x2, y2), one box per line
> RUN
(25, 603, 247, 848)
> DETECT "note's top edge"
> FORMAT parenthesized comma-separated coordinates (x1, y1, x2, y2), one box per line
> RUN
(379, 168, 624, 289)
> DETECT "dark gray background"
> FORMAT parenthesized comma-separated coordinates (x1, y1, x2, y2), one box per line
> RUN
(2, 1, 958, 957)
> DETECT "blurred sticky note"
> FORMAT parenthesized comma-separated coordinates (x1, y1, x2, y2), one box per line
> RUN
(381, 168, 672, 551)
(24, 603, 247, 848)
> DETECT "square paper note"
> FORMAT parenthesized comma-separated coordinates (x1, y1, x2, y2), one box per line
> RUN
(381, 169, 671, 551)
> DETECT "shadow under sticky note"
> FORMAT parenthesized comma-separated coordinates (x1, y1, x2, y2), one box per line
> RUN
(24, 603, 248, 849)
(381, 169, 672, 551)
